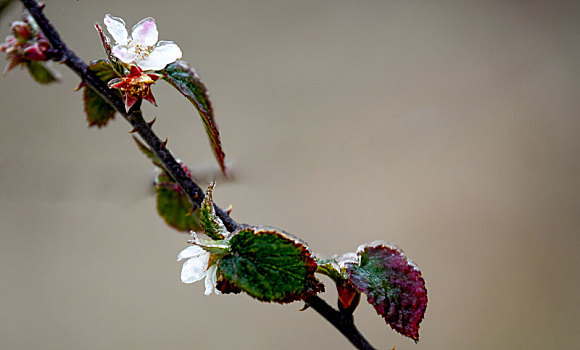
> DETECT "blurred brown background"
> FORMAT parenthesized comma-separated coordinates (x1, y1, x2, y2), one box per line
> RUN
(1, 0, 579, 349)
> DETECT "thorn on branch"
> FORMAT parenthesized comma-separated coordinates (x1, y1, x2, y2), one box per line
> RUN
(73, 81, 84, 91)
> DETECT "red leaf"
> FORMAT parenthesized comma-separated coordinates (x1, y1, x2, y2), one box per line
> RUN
(163, 60, 227, 175)
(346, 242, 427, 341)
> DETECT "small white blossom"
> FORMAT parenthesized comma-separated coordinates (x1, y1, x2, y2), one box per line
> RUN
(177, 245, 220, 295)
(103, 14, 182, 71)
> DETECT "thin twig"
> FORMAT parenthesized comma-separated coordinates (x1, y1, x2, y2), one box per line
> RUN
(18, 1, 377, 348)
(306, 296, 376, 350)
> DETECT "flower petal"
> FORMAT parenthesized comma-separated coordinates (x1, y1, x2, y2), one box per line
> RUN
(107, 78, 124, 89)
(104, 14, 128, 46)
(131, 17, 158, 47)
(3, 55, 23, 75)
(204, 265, 219, 295)
(111, 45, 136, 64)
(177, 245, 206, 261)
(181, 253, 210, 284)
(143, 89, 157, 107)
(125, 93, 139, 113)
(137, 41, 182, 71)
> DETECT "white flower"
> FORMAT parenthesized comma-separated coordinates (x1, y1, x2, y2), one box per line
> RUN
(103, 14, 182, 71)
(177, 245, 220, 295)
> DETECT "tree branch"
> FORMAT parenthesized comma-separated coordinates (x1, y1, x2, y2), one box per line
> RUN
(18, 1, 377, 348)
(306, 296, 376, 350)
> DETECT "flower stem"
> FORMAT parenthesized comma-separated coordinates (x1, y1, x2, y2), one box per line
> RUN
(18, 0, 377, 348)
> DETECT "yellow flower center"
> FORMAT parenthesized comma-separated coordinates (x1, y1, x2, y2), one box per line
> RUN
(133, 43, 153, 60)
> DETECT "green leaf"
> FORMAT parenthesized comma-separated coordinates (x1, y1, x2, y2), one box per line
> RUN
(26, 61, 59, 84)
(84, 86, 116, 127)
(155, 168, 202, 232)
(87, 59, 119, 82)
(216, 227, 324, 303)
(83, 60, 120, 127)
(136, 138, 202, 233)
(132, 136, 163, 168)
(345, 242, 428, 342)
(200, 182, 228, 240)
(163, 60, 227, 174)
(315, 253, 357, 282)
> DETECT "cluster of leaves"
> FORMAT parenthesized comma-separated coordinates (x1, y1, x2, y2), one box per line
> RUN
(78, 14, 229, 234)
(171, 180, 428, 340)
(82, 57, 226, 166)
(141, 136, 428, 340)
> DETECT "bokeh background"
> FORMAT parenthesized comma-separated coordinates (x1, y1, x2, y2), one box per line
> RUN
(1, 0, 579, 349)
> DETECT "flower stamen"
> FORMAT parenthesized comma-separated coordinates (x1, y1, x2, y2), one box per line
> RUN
(108, 65, 159, 112)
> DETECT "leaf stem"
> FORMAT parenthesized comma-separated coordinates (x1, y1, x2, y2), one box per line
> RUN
(17, 0, 377, 348)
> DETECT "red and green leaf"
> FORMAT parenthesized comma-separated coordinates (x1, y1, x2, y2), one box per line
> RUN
(345, 242, 427, 342)
(200, 182, 228, 240)
(133, 136, 201, 232)
(155, 165, 202, 232)
(163, 60, 226, 174)
(216, 227, 324, 303)
(83, 59, 120, 127)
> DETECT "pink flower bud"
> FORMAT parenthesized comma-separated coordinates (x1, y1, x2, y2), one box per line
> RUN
(0, 36, 17, 53)
(36, 38, 50, 51)
(23, 44, 47, 60)
(10, 21, 33, 41)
